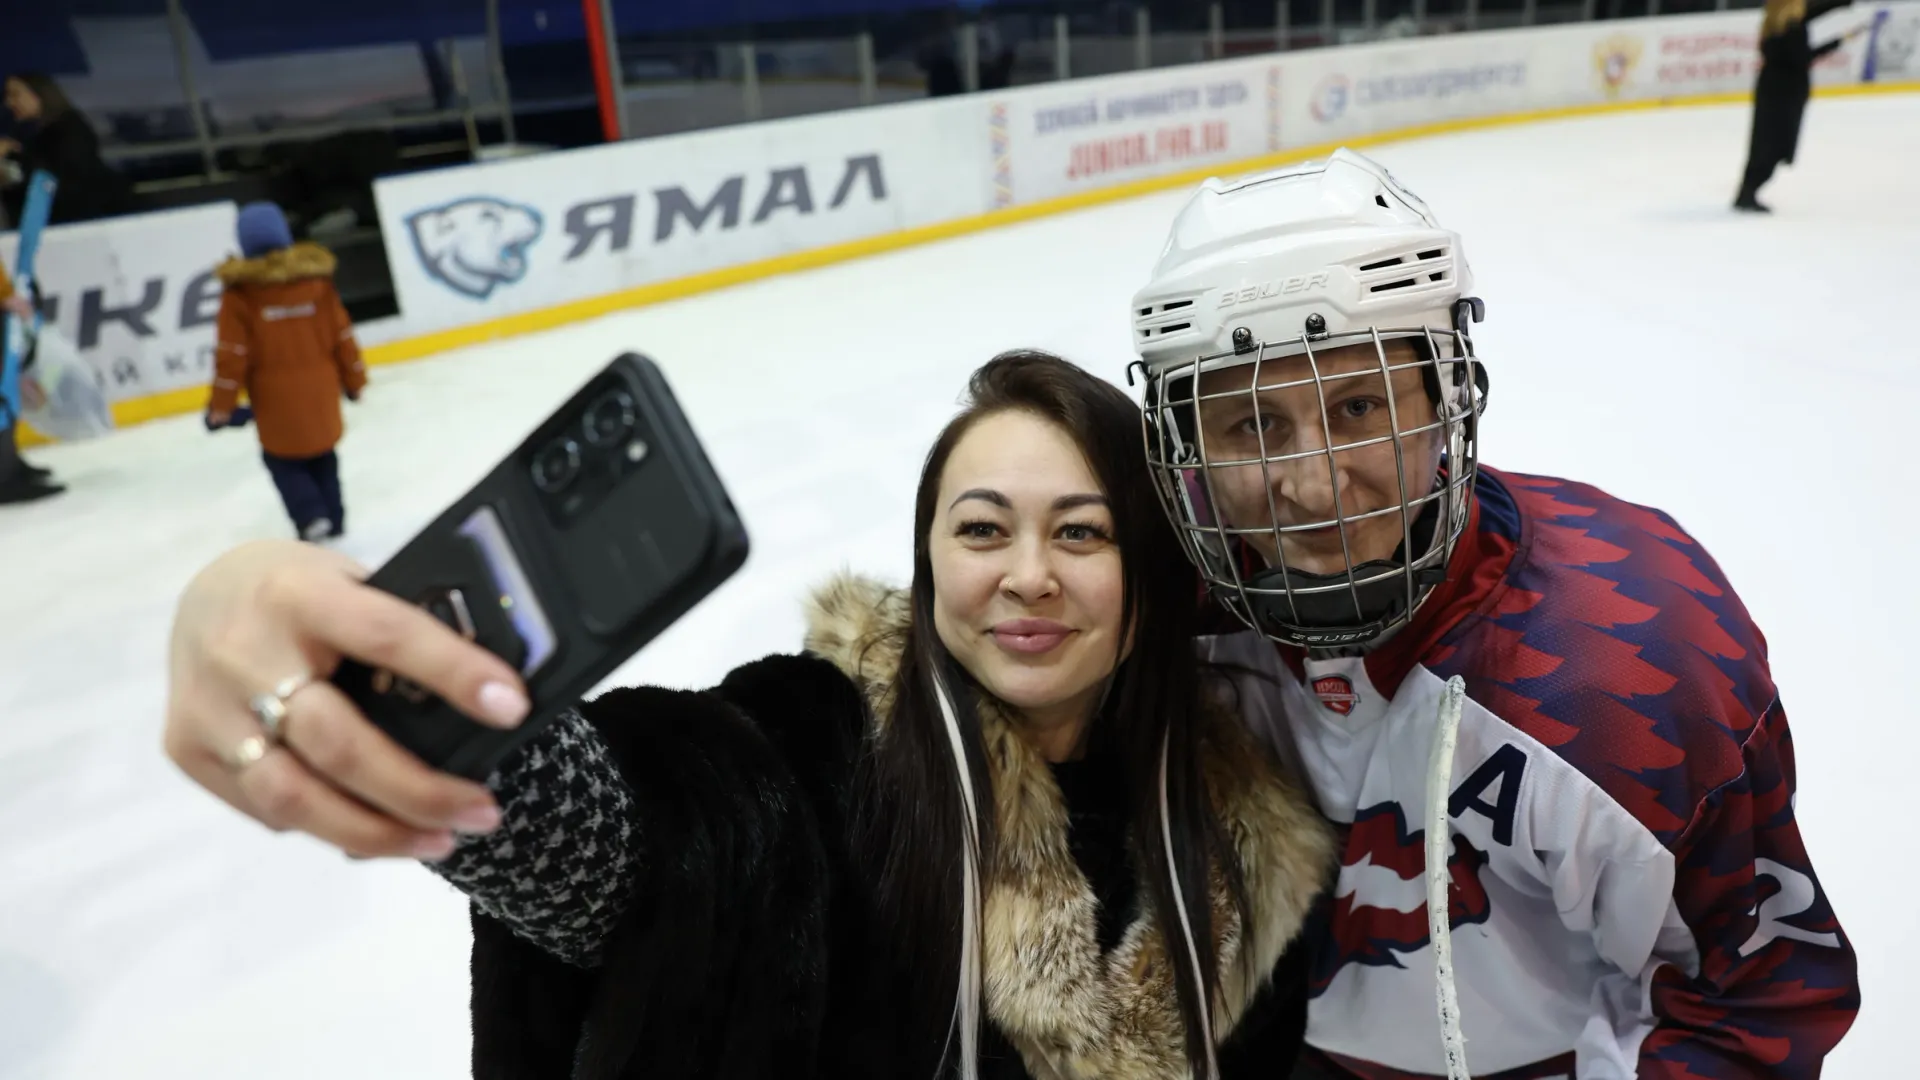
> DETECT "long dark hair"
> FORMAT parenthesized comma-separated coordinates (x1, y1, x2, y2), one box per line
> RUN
(6, 73, 74, 125)
(852, 349, 1246, 1077)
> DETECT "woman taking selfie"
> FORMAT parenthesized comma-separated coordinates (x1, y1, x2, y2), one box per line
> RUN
(162, 350, 1334, 1079)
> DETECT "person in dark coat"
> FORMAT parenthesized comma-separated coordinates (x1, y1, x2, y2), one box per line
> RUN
(159, 351, 1337, 1080)
(1, 72, 137, 226)
(1734, 0, 1866, 212)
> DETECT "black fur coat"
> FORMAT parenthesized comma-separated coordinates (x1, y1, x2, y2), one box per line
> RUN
(468, 575, 1335, 1080)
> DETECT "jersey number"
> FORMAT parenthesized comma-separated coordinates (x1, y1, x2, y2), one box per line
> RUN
(1738, 859, 1842, 957)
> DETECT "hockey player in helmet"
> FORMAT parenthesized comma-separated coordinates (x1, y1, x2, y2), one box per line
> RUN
(1132, 149, 1858, 1079)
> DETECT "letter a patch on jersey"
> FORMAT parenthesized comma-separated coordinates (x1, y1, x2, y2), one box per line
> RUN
(1448, 743, 1527, 846)
(1314, 675, 1359, 715)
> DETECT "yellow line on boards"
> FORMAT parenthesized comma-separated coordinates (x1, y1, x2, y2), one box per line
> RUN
(21, 79, 1918, 449)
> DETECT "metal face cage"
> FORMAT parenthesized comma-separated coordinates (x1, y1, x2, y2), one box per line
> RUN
(1139, 319, 1488, 650)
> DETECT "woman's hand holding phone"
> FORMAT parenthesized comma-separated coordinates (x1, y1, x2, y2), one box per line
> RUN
(163, 539, 530, 860)
(163, 353, 746, 858)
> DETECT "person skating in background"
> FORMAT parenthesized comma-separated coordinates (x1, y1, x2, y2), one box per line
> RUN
(0, 260, 62, 505)
(1734, 0, 1867, 212)
(206, 201, 366, 541)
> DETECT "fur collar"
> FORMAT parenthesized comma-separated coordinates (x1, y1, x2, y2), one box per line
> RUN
(803, 574, 1334, 1080)
(216, 241, 337, 286)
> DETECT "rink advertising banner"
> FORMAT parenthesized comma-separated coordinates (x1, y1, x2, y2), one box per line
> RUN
(985, 65, 1278, 208)
(374, 100, 985, 336)
(0, 201, 236, 404)
(1287, 38, 1535, 141)
(1582, 7, 1897, 102)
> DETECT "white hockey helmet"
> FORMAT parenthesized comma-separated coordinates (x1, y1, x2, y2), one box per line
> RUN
(1130, 148, 1490, 650)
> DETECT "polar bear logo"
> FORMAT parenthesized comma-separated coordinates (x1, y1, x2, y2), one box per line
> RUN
(406, 197, 543, 301)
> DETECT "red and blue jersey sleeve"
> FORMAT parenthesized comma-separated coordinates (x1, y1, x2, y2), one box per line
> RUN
(1431, 470, 1858, 1077)
(1640, 701, 1857, 1079)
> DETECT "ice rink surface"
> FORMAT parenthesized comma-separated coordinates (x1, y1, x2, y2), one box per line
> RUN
(2, 93, 1916, 1078)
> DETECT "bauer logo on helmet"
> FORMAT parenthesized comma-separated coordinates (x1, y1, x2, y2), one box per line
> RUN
(1218, 271, 1332, 308)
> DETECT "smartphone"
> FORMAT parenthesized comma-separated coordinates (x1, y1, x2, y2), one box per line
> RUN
(331, 352, 749, 781)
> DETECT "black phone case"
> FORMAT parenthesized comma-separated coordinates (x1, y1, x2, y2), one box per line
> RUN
(331, 352, 749, 781)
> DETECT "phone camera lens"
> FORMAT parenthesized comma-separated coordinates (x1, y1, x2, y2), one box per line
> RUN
(582, 389, 637, 448)
(531, 438, 581, 493)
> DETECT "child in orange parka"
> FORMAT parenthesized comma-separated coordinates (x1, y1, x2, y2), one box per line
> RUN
(207, 201, 367, 541)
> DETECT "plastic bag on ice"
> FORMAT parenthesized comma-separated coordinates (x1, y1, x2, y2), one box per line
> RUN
(19, 323, 114, 442)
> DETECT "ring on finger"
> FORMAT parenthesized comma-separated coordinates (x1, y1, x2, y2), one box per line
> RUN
(249, 672, 314, 743)
(225, 733, 271, 772)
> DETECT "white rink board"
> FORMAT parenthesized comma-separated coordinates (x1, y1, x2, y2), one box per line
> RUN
(985, 63, 1281, 208)
(373, 100, 985, 337)
(0, 201, 237, 405)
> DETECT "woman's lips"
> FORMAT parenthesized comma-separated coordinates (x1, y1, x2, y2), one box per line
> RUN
(991, 619, 1074, 655)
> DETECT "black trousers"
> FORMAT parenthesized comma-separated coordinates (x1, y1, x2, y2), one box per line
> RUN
(0, 417, 22, 485)
(1738, 81, 1808, 201)
(1738, 154, 1778, 201)
(263, 449, 343, 535)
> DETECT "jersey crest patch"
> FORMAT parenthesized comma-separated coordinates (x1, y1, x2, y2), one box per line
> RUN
(1314, 674, 1360, 715)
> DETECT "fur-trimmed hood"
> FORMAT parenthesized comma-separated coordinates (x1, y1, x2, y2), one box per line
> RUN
(802, 574, 1335, 1080)
(215, 241, 338, 286)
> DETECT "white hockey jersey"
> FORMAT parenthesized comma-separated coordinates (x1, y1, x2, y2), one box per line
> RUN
(1203, 468, 1856, 1080)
